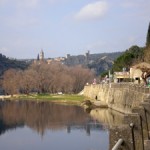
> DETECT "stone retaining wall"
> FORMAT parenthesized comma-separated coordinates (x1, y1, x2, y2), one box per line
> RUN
(83, 83, 150, 113)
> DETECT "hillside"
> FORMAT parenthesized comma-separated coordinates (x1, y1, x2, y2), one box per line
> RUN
(0, 53, 29, 75)
(64, 52, 123, 75)
(0, 51, 123, 77)
(87, 56, 113, 75)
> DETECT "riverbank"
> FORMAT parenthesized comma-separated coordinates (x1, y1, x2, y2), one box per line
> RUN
(83, 83, 150, 113)
(0, 94, 86, 104)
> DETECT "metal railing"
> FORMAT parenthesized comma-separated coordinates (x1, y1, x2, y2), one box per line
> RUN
(112, 139, 124, 150)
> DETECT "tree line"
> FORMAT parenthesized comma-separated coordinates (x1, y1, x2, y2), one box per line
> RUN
(1, 62, 95, 95)
(112, 45, 144, 72)
(0, 53, 29, 76)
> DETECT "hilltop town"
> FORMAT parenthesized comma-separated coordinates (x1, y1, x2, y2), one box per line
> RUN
(33, 50, 123, 75)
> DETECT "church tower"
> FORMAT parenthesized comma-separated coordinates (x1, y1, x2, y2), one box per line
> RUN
(39, 49, 44, 60)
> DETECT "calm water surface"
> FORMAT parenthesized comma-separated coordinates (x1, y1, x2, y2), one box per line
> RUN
(0, 100, 123, 150)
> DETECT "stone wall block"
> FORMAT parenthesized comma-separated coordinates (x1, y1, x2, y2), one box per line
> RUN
(83, 84, 150, 113)
(141, 102, 150, 135)
(132, 107, 149, 140)
(144, 88, 150, 94)
(124, 114, 144, 150)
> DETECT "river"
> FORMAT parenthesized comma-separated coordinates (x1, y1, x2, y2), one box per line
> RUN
(0, 100, 124, 150)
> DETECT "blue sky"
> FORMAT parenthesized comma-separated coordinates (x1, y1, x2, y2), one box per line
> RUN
(0, 0, 150, 59)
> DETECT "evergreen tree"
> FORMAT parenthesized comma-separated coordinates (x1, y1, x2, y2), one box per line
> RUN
(112, 45, 143, 72)
(146, 22, 150, 47)
(37, 54, 39, 60)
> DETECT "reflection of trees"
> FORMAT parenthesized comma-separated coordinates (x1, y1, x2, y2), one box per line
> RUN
(0, 100, 93, 136)
(66, 121, 106, 136)
(0, 119, 23, 135)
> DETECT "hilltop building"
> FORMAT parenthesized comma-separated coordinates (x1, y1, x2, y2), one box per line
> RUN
(34, 50, 65, 64)
(34, 49, 122, 75)
(34, 49, 45, 64)
(39, 50, 44, 60)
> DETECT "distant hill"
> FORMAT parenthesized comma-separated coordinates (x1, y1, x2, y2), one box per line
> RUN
(0, 51, 123, 76)
(87, 56, 113, 75)
(0, 53, 29, 75)
(63, 52, 123, 75)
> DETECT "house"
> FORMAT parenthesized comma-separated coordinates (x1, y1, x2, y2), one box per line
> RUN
(130, 62, 150, 84)
(130, 67, 142, 84)
(114, 71, 130, 83)
(113, 62, 150, 84)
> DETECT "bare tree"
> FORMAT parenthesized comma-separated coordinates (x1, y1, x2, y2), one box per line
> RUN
(70, 65, 94, 93)
(2, 62, 95, 95)
(29, 63, 54, 93)
(2, 69, 20, 95)
(20, 69, 38, 94)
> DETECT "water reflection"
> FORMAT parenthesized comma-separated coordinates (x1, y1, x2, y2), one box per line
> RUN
(90, 108, 125, 127)
(0, 100, 94, 135)
(0, 100, 109, 150)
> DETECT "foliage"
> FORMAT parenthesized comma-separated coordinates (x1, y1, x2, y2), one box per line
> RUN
(100, 71, 109, 78)
(146, 22, 150, 47)
(0, 53, 29, 75)
(144, 46, 150, 63)
(2, 69, 20, 95)
(2, 62, 95, 95)
(112, 45, 144, 72)
(143, 23, 150, 63)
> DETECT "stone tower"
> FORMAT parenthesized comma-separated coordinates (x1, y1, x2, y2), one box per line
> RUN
(39, 49, 44, 60)
(85, 50, 90, 64)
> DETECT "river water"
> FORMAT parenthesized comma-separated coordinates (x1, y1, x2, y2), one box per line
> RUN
(0, 100, 124, 150)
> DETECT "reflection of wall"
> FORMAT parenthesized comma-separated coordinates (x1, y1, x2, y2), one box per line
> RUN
(90, 108, 124, 127)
